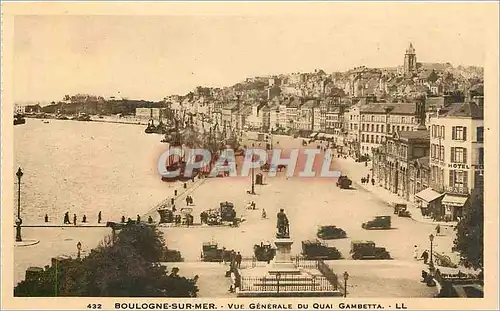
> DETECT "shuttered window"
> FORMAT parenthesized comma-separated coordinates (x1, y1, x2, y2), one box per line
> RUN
(450, 147, 455, 162)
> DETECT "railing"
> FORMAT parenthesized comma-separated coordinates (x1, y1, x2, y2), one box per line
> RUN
(239, 274, 336, 292)
(316, 260, 339, 291)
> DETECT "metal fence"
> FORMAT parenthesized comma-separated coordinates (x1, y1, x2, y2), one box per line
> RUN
(239, 274, 336, 292)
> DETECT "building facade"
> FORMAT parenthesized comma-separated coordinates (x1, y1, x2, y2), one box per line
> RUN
(427, 96, 484, 221)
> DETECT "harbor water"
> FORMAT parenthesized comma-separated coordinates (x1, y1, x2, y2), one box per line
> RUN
(13, 119, 175, 223)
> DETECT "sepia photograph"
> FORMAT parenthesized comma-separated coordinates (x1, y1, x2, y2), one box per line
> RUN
(1, 1, 499, 310)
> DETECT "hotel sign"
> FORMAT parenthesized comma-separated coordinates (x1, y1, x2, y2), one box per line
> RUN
(447, 163, 470, 169)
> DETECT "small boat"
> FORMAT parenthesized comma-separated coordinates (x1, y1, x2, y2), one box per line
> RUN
(14, 114, 26, 125)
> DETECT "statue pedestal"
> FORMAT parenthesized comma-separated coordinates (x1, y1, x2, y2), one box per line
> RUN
(269, 238, 300, 275)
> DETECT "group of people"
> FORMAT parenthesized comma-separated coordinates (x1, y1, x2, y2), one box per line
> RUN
(120, 214, 154, 224)
(225, 249, 243, 293)
(361, 173, 375, 185)
(62, 211, 102, 225)
(185, 195, 194, 206)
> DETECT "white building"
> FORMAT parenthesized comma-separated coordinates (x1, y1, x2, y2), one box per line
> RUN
(428, 97, 484, 221)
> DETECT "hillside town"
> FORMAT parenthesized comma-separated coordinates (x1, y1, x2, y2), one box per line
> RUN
(16, 43, 484, 222)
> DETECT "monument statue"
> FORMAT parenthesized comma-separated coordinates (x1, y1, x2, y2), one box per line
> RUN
(276, 208, 290, 238)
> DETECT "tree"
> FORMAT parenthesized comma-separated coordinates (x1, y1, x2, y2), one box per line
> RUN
(453, 189, 484, 271)
(15, 224, 198, 297)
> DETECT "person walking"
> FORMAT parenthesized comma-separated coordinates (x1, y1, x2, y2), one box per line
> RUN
(98, 211, 102, 224)
(235, 252, 242, 269)
(73, 214, 77, 226)
(435, 224, 441, 236)
(137, 214, 141, 222)
(64, 212, 70, 224)
(44, 214, 49, 223)
(121, 215, 126, 223)
(371, 178, 375, 186)
(148, 216, 153, 224)
(82, 215, 87, 223)
(413, 245, 419, 260)
(421, 250, 429, 264)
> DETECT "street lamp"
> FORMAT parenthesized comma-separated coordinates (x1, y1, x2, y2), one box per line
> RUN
(77, 241, 82, 259)
(429, 234, 434, 268)
(15, 167, 23, 242)
(343, 271, 349, 298)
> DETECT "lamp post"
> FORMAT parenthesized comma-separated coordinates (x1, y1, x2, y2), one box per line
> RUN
(77, 241, 82, 259)
(15, 167, 23, 242)
(429, 234, 434, 268)
(343, 271, 349, 298)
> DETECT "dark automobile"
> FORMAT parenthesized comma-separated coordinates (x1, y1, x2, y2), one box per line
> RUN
(316, 225, 347, 240)
(362, 216, 391, 230)
(350, 240, 391, 260)
(301, 239, 342, 260)
(336, 175, 352, 189)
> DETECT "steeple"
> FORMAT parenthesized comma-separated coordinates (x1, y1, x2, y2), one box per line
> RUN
(404, 42, 417, 75)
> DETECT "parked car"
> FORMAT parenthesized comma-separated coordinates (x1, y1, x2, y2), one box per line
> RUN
(316, 225, 347, 240)
(350, 240, 391, 260)
(362, 216, 391, 230)
(301, 239, 342, 260)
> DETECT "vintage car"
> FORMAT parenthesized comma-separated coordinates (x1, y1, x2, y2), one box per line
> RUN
(393, 203, 411, 217)
(301, 239, 342, 260)
(350, 240, 391, 260)
(201, 241, 231, 262)
(253, 241, 276, 262)
(362, 216, 392, 230)
(316, 225, 347, 240)
(336, 176, 352, 189)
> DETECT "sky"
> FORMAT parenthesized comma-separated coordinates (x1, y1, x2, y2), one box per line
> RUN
(12, 3, 491, 103)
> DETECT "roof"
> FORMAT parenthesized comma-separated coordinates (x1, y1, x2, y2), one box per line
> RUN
(360, 103, 417, 115)
(398, 130, 430, 140)
(440, 102, 483, 119)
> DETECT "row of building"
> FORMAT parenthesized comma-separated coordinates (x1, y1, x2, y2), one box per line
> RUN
(371, 87, 484, 222)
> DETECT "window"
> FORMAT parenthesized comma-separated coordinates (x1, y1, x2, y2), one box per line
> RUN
(381, 125, 385, 133)
(477, 127, 484, 142)
(451, 147, 467, 163)
(371, 124, 374, 132)
(397, 126, 400, 132)
(452, 126, 467, 141)
(392, 125, 395, 133)
(441, 126, 445, 139)
(361, 134, 365, 142)
(478, 147, 484, 164)
(362, 123, 365, 131)
(432, 125, 436, 138)
(376, 135, 379, 143)
(376, 124, 380, 132)
(350, 115, 353, 120)
(350, 124, 353, 130)
(449, 170, 468, 188)
(370, 135, 374, 143)
(440, 145, 444, 161)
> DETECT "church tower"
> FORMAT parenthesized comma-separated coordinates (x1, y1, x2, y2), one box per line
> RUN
(404, 43, 417, 76)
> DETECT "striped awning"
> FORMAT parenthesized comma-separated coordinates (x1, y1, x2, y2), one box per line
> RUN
(415, 188, 445, 203)
(442, 194, 469, 207)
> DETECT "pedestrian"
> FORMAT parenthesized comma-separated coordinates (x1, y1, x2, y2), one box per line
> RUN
(184, 183, 187, 189)
(137, 214, 141, 222)
(421, 250, 429, 264)
(235, 252, 242, 269)
(171, 198, 175, 206)
(186, 196, 190, 206)
(44, 214, 49, 223)
(413, 245, 419, 260)
(148, 216, 153, 224)
(98, 211, 102, 224)
(64, 212, 70, 224)
(371, 178, 375, 186)
(127, 217, 132, 224)
(435, 224, 441, 236)
(172, 205, 177, 212)
(73, 214, 77, 226)
(82, 215, 87, 223)
(367, 174, 370, 180)
(121, 215, 126, 223)
(174, 190, 178, 196)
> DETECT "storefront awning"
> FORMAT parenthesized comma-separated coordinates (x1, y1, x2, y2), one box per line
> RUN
(415, 188, 445, 203)
(442, 194, 469, 207)
(309, 132, 318, 138)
